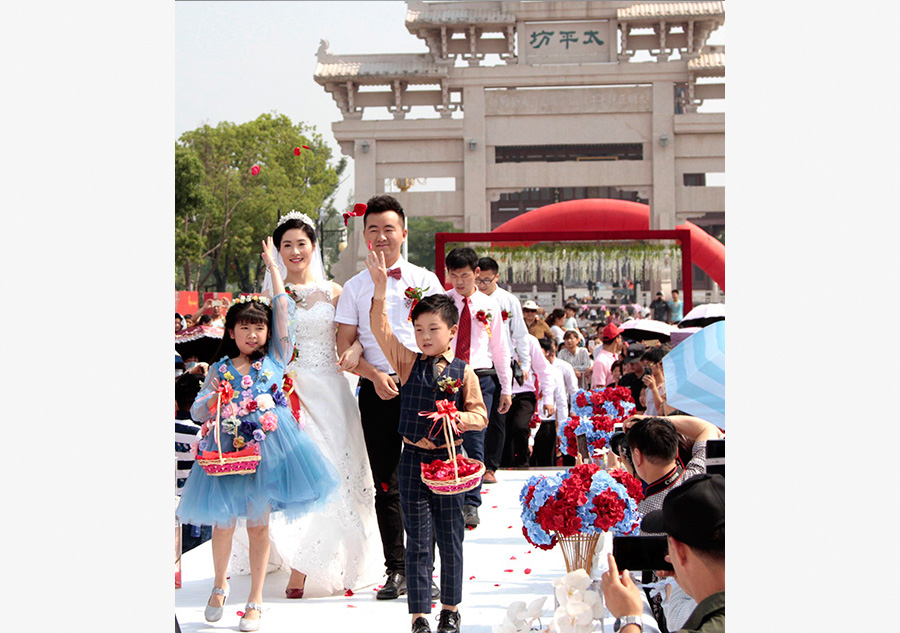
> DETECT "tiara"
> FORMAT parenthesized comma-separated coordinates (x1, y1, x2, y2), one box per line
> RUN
(230, 295, 271, 308)
(276, 210, 316, 230)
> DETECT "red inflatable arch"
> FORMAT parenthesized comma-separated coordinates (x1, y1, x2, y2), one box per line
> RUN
(493, 199, 724, 291)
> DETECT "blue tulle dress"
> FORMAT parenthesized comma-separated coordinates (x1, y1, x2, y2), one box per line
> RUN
(176, 293, 339, 528)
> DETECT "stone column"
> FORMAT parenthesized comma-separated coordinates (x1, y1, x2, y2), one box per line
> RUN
(650, 82, 676, 297)
(462, 86, 488, 232)
(332, 138, 377, 284)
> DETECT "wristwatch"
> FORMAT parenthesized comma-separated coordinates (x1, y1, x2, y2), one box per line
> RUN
(613, 615, 643, 632)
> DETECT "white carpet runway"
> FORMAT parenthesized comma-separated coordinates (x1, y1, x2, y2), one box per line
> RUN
(175, 469, 644, 633)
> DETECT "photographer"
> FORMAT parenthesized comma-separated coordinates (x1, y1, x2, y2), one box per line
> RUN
(602, 474, 725, 633)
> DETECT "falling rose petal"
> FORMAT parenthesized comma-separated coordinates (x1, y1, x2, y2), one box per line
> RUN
(294, 147, 301, 156)
(524, 568, 532, 574)
(344, 589, 354, 597)
(237, 611, 244, 617)
(302, 145, 310, 150)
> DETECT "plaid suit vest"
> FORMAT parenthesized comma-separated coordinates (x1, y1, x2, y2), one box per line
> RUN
(399, 355, 468, 444)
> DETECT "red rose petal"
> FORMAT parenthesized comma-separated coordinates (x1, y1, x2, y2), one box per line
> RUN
(250, 165, 260, 175)
(510, 556, 517, 560)
(524, 568, 532, 574)
(494, 584, 500, 587)
(504, 569, 513, 573)
(344, 589, 354, 596)
(492, 506, 498, 509)
(302, 145, 310, 150)
(469, 576, 476, 580)
(294, 147, 301, 156)
(381, 482, 389, 492)
(237, 611, 244, 617)
(347, 605, 356, 608)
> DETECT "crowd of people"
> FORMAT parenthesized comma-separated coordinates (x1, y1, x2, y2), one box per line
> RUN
(174, 194, 724, 633)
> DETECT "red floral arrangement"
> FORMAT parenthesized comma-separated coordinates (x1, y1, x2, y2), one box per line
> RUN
(529, 412, 541, 429)
(501, 310, 509, 321)
(573, 386, 636, 421)
(520, 463, 642, 549)
(404, 285, 428, 320)
(421, 454, 482, 481)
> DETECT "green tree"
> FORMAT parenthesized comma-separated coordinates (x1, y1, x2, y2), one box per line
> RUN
(175, 146, 211, 290)
(406, 217, 459, 269)
(175, 112, 347, 292)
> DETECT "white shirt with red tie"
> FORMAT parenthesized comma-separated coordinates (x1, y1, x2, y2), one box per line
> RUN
(445, 288, 512, 396)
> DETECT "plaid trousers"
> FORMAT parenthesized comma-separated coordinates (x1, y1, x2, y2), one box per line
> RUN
(398, 443, 465, 614)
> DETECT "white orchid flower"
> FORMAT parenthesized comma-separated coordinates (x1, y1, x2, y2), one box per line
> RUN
(523, 596, 547, 619)
(552, 569, 592, 607)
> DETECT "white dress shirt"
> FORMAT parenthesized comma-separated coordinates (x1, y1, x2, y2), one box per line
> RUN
(445, 288, 512, 395)
(541, 362, 569, 423)
(334, 255, 442, 374)
(552, 356, 579, 401)
(484, 285, 532, 375)
(512, 334, 554, 409)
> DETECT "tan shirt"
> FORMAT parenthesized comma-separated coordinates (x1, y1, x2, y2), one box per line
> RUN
(370, 298, 488, 448)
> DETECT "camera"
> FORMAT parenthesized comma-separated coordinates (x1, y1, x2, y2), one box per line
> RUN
(613, 535, 674, 571)
(706, 439, 724, 477)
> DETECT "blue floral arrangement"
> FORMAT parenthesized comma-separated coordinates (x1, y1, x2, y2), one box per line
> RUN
(520, 464, 643, 550)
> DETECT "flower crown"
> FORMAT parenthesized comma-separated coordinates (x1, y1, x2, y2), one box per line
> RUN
(229, 295, 271, 309)
(276, 210, 316, 231)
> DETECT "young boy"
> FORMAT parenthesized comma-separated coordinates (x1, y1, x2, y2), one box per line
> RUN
(366, 247, 488, 633)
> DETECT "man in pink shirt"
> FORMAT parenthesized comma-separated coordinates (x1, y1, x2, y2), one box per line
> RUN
(591, 322, 624, 389)
(445, 247, 512, 528)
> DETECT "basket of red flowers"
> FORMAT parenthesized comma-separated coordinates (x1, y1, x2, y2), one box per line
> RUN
(419, 399, 485, 495)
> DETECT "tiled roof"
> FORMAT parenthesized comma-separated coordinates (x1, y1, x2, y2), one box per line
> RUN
(314, 54, 449, 82)
(405, 3, 515, 26)
(617, 2, 724, 20)
(688, 52, 725, 72)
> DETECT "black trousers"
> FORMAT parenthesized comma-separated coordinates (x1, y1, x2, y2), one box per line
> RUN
(482, 372, 505, 472)
(358, 377, 406, 575)
(529, 419, 558, 467)
(501, 392, 536, 467)
(460, 373, 494, 508)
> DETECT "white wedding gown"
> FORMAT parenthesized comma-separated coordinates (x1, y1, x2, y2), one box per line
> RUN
(229, 281, 382, 595)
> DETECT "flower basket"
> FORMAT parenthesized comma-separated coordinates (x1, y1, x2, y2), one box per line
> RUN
(556, 532, 603, 573)
(198, 391, 261, 477)
(419, 399, 484, 495)
(422, 455, 485, 495)
(197, 446, 261, 476)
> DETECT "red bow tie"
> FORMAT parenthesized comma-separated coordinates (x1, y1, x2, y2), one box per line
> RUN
(342, 203, 367, 226)
(387, 267, 402, 280)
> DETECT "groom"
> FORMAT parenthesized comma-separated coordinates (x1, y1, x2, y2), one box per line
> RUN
(335, 195, 443, 601)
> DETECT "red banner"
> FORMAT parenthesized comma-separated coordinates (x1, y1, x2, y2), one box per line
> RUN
(176, 291, 198, 317)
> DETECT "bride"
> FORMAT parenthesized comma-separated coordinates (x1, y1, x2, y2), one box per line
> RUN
(230, 211, 382, 597)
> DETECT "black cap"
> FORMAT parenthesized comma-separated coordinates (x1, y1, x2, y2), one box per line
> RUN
(623, 342, 646, 362)
(641, 474, 724, 551)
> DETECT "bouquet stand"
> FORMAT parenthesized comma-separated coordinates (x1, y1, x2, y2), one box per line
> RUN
(556, 532, 603, 573)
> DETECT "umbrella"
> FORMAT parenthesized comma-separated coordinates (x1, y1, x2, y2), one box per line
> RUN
(669, 326, 700, 347)
(175, 325, 225, 364)
(619, 318, 672, 342)
(679, 303, 725, 329)
(662, 321, 725, 428)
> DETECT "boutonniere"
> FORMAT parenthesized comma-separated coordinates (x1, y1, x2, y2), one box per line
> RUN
(475, 309, 492, 337)
(404, 286, 428, 321)
(501, 310, 509, 321)
(436, 375, 463, 395)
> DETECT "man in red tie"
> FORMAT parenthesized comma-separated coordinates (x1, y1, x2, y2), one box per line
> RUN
(444, 247, 512, 528)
